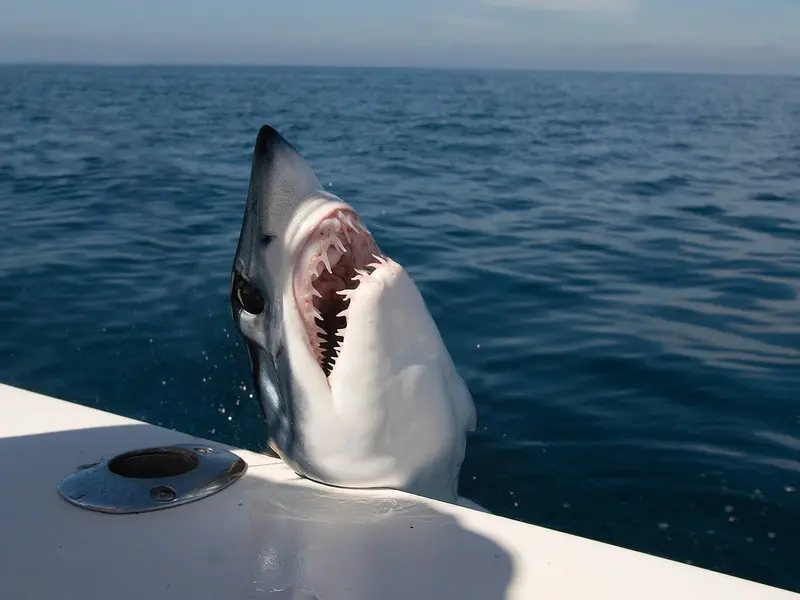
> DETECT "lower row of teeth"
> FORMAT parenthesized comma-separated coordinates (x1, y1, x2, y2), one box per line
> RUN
(311, 255, 388, 372)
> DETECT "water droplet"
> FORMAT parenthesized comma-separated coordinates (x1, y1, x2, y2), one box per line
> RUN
(657, 522, 669, 530)
(767, 532, 776, 539)
(785, 486, 795, 493)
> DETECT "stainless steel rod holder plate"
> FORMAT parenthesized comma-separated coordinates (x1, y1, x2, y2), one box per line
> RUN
(57, 443, 247, 514)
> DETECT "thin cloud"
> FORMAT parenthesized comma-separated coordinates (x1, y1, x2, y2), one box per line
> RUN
(438, 15, 510, 36)
(485, 0, 636, 11)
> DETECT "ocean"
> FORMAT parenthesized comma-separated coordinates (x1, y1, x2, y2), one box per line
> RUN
(1, 65, 798, 592)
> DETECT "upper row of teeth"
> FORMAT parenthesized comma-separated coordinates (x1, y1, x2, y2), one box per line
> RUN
(318, 235, 347, 276)
(333, 214, 365, 245)
(312, 214, 368, 276)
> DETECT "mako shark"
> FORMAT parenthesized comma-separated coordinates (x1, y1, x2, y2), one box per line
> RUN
(229, 125, 477, 505)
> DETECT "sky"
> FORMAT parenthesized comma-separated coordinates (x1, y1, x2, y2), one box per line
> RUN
(1, 0, 799, 74)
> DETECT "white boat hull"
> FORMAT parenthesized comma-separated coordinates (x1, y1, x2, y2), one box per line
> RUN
(0, 382, 795, 600)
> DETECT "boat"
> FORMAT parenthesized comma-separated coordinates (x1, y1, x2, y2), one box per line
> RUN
(0, 381, 796, 599)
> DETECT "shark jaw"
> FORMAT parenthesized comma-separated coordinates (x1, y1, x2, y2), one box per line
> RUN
(290, 202, 384, 382)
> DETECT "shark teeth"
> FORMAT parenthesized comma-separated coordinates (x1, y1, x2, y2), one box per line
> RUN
(321, 251, 333, 274)
(342, 214, 359, 232)
(295, 207, 384, 379)
(331, 235, 347, 253)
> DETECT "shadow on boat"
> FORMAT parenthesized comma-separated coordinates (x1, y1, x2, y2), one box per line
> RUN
(0, 420, 515, 599)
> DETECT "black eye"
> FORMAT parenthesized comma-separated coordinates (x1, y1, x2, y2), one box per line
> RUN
(236, 279, 265, 315)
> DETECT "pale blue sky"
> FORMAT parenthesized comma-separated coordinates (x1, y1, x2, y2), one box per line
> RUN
(1, 0, 799, 73)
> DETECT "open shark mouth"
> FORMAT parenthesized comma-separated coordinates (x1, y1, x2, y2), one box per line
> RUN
(292, 207, 383, 378)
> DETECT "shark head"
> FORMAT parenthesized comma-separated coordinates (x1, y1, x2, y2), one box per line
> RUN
(230, 125, 477, 504)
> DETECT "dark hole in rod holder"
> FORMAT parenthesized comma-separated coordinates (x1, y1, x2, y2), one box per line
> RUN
(57, 443, 247, 514)
(108, 448, 200, 479)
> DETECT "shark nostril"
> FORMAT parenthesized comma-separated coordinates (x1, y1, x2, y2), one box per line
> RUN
(236, 280, 265, 315)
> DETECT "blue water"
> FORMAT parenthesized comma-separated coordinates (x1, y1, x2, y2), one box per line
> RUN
(1, 65, 799, 591)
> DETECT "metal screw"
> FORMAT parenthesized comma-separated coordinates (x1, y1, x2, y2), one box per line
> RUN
(150, 485, 177, 502)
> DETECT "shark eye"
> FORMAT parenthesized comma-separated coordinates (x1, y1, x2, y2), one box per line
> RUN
(236, 279, 264, 315)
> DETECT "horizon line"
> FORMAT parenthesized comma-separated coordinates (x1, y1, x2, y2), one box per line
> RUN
(1, 61, 798, 79)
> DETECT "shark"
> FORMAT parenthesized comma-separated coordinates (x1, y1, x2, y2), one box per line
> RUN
(229, 125, 477, 505)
